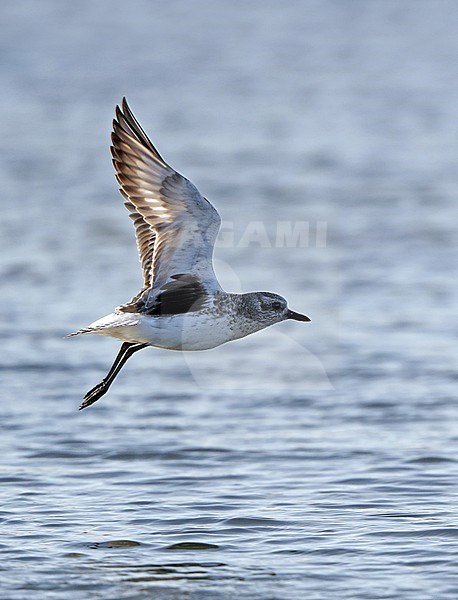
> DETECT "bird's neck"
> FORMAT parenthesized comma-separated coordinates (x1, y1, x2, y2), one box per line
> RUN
(219, 293, 269, 341)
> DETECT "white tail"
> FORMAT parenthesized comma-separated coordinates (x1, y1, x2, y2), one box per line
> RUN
(66, 326, 97, 338)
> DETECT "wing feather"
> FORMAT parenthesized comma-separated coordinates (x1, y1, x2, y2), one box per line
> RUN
(111, 98, 221, 312)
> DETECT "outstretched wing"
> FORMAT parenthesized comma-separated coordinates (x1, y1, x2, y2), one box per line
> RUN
(111, 98, 221, 312)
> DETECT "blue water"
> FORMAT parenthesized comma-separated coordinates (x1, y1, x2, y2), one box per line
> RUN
(1, 1, 458, 598)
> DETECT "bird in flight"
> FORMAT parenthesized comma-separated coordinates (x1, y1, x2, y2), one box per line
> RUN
(69, 98, 310, 409)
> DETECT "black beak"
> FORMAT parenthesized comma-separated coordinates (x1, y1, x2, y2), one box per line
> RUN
(287, 310, 311, 322)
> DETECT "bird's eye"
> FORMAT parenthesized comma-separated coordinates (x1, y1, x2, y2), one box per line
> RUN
(271, 301, 282, 310)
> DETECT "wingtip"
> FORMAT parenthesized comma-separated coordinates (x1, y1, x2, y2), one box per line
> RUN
(114, 105, 123, 123)
(111, 97, 169, 176)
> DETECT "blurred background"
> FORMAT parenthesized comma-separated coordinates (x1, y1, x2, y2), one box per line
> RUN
(0, 1, 457, 598)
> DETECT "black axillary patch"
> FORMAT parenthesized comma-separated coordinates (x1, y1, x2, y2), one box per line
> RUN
(146, 274, 207, 315)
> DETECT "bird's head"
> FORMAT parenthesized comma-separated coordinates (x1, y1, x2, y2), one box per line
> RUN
(241, 291, 310, 326)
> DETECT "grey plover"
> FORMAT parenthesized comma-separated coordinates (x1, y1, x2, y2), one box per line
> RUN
(70, 98, 310, 409)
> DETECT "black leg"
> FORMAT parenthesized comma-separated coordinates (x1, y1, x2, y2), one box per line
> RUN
(79, 342, 148, 410)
